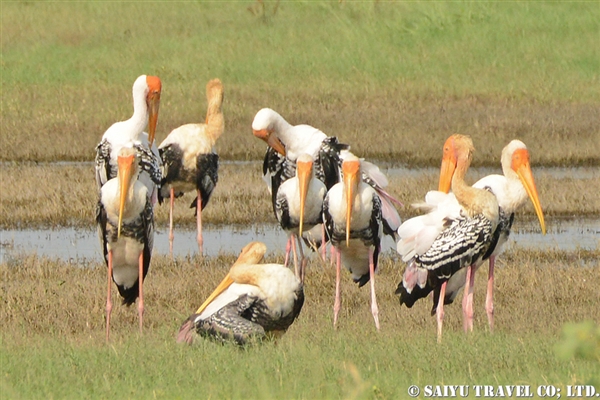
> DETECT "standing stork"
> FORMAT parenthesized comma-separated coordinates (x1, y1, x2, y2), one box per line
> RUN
(177, 242, 305, 345)
(96, 147, 154, 341)
(471, 139, 546, 331)
(323, 153, 383, 330)
(252, 108, 401, 258)
(158, 78, 224, 255)
(275, 153, 327, 282)
(419, 139, 547, 332)
(95, 75, 162, 203)
(396, 134, 499, 342)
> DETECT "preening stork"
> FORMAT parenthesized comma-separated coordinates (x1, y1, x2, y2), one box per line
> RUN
(158, 78, 224, 255)
(275, 153, 327, 282)
(177, 242, 304, 345)
(323, 153, 383, 330)
(96, 147, 154, 341)
(95, 75, 162, 203)
(395, 134, 499, 342)
(252, 108, 401, 259)
(403, 140, 546, 333)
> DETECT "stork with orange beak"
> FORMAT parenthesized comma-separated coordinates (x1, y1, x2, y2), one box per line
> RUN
(177, 242, 304, 345)
(439, 139, 546, 332)
(95, 75, 162, 203)
(253, 108, 401, 260)
(275, 153, 327, 282)
(96, 147, 154, 341)
(323, 153, 383, 330)
(158, 79, 224, 256)
(396, 134, 499, 342)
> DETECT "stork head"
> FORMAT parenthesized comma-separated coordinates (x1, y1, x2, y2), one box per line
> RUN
(503, 140, 546, 235)
(194, 242, 268, 315)
(143, 75, 161, 146)
(438, 134, 474, 193)
(252, 108, 286, 156)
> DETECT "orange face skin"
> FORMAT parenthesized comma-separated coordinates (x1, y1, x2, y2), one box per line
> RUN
(252, 128, 286, 156)
(511, 148, 546, 235)
(438, 135, 459, 193)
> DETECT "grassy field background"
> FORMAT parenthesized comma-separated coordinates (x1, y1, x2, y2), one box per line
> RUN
(1, 1, 599, 398)
(2, 1, 599, 164)
(2, 250, 599, 398)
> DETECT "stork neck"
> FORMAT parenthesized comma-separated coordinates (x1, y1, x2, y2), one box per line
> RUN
(272, 116, 295, 146)
(128, 92, 149, 140)
(230, 263, 259, 287)
(205, 97, 224, 145)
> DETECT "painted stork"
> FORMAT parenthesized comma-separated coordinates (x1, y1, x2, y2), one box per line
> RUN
(177, 242, 305, 345)
(395, 134, 499, 342)
(158, 78, 224, 255)
(275, 153, 327, 282)
(95, 75, 162, 203)
(96, 147, 154, 341)
(253, 108, 401, 260)
(403, 140, 546, 333)
(323, 153, 383, 330)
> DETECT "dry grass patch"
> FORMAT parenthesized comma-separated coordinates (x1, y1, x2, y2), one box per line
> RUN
(1, 161, 599, 229)
(3, 87, 599, 166)
(1, 248, 598, 342)
(1, 248, 598, 398)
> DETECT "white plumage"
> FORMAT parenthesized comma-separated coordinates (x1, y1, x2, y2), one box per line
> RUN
(95, 75, 162, 203)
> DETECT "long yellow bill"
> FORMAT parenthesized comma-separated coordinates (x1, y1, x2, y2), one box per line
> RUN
(438, 136, 458, 193)
(512, 149, 546, 235)
(343, 160, 360, 247)
(147, 93, 160, 147)
(297, 158, 313, 238)
(253, 129, 286, 156)
(117, 153, 135, 238)
(194, 242, 267, 315)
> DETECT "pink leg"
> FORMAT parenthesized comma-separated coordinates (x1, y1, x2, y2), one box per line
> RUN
(485, 256, 495, 332)
(333, 246, 342, 329)
(368, 247, 380, 330)
(284, 237, 292, 268)
(466, 265, 476, 332)
(196, 190, 203, 254)
(138, 253, 144, 334)
(106, 250, 113, 342)
(437, 281, 447, 343)
(462, 265, 472, 333)
(320, 224, 327, 262)
(169, 188, 175, 257)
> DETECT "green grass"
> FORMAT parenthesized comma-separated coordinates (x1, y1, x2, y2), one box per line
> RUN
(1, 1, 599, 163)
(3, 2, 598, 96)
(3, 330, 597, 399)
(1, 250, 599, 398)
